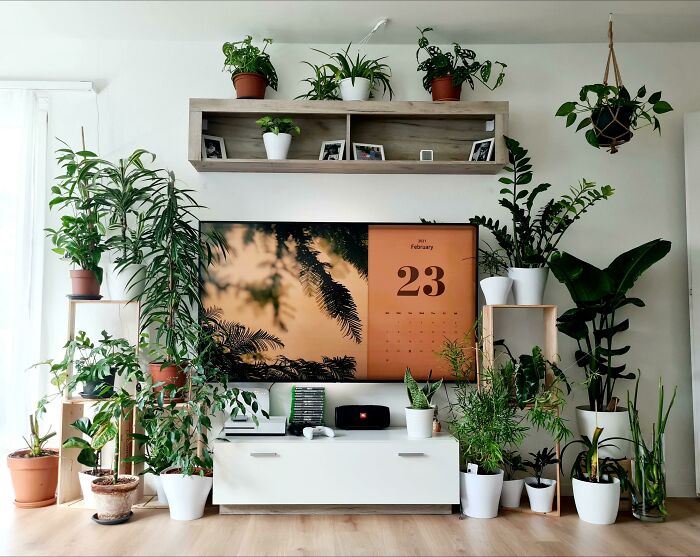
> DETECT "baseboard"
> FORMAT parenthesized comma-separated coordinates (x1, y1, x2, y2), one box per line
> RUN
(219, 504, 453, 515)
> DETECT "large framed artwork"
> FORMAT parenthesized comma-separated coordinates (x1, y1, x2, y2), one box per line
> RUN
(200, 222, 477, 382)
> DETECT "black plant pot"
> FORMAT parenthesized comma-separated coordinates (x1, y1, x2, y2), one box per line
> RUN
(82, 368, 117, 399)
(592, 105, 634, 152)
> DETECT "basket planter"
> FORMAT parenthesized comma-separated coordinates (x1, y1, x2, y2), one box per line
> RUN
(592, 105, 633, 151)
(91, 474, 140, 521)
(161, 470, 213, 521)
(109, 263, 146, 300)
(525, 477, 556, 513)
(405, 407, 435, 439)
(500, 478, 524, 508)
(431, 76, 462, 101)
(507, 267, 549, 305)
(262, 132, 292, 160)
(460, 469, 503, 518)
(576, 406, 630, 459)
(480, 277, 513, 305)
(572, 477, 620, 525)
(78, 469, 113, 508)
(338, 77, 371, 101)
(232, 72, 267, 99)
(70, 269, 101, 297)
(7, 449, 59, 508)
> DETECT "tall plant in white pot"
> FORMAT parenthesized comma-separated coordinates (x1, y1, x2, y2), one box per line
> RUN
(404, 368, 442, 439)
(256, 116, 301, 160)
(471, 137, 614, 305)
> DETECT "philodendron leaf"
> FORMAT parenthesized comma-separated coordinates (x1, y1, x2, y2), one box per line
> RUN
(652, 101, 673, 114)
(585, 129, 600, 148)
(576, 117, 592, 132)
(566, 113, 577, 127)
(556, 102, 577, 116)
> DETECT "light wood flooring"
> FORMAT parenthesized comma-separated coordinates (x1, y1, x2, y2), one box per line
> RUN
(2, 498, 699, 556)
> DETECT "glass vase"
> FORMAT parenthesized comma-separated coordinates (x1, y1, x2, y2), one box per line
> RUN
(630, 437, 668, 522)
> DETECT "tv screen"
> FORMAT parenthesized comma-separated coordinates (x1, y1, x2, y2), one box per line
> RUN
(200, 222, 477, 382)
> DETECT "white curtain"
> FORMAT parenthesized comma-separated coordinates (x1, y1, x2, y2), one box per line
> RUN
(0, 89, 47, 454)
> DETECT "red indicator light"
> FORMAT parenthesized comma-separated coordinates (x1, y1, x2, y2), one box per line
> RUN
(360, 412, 367, 419)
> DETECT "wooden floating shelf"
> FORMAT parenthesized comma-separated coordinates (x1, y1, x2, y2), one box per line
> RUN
(189, 99, 508, 175)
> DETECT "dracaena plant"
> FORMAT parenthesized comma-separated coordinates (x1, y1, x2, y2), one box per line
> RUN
(296, 61, 341, 100)
(416, 27, 506, 93)
(313, 44, 394, 99)
(470, 137, 614, 268)
(404, 367, 443, 410)
(222, 35, 278, 90)
(255, 116, 301, 136)
(562, 427, 629, 486)
(524, 446, 559, 487)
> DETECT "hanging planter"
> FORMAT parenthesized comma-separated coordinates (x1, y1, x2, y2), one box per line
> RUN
(556, 16, 673, 153)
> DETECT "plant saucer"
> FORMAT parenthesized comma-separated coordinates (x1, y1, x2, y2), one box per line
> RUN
(91, 511, 133, 525)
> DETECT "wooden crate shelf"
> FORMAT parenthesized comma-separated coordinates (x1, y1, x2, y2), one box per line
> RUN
(189, 99, 508, 175)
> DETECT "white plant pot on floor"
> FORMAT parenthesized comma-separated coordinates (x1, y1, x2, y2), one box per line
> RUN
(508, 267, 549, 305)
(160, 472, 212, 520)
(525, 478, 556, 513)
(500, 478, 524, 508)
(576, 406, 631, 459)
(78, 470, 112, 508)
(109, 263, 146, 300)
(154, 475, 169, 505)
(262, 132, 292, 160)
(339, 77, 371, 101)
(460, 469, 503, 518)
(572, 477, 620, 525)
(405, 407, 434, 439)
(480, 277, 513, 305)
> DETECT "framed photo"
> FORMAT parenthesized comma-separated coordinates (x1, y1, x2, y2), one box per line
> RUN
(469, 138, 494, 162)
(202, 135, 227, 160)
(319, 140, 345, 161)
(353, 143, 385, 161)
(419, 149, 433, 161)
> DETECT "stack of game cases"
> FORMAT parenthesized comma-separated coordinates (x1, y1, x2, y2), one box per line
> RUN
(289, 386, 325, 425)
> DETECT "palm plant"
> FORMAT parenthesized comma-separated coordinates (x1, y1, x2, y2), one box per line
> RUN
(313, 44, 394, 99)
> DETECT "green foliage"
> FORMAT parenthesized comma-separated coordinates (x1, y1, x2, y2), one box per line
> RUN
(313, 43, 394, 99)
(556, 84, 673, 149)
(22, 400, 56, 458)
(478, 242, 509, 277)
(62, 413, 117, 475)
(524, 446, 559, 487)
(255, 116, 301, 136)
(549, 239, 671, 409)
(415, 27, 506, 93)
(471, 137, 614, 268)
(222, 35, 278, 90)
(628, 374, 676, 517)
(437, 330, 475, 380)
(502, 450, 526, 481)
(296, 61, 341, 100)
(404, 368, 442, 409)
(562, 428, 629, 489)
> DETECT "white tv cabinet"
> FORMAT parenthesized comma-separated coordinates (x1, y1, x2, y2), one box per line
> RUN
(213, 428, 459, 514)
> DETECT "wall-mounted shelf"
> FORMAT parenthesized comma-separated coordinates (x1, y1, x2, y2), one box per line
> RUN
(188, 99, 508, 175)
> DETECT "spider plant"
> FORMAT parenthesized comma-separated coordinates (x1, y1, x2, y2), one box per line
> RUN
(296, 61, 341, 100)
(313, 44, 394, 99)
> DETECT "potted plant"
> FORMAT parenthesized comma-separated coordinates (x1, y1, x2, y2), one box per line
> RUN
(549, 238, 671, 458)
(313, 44, 393, 101)
(478, 243, 511, 305)
(222, 36, 278, 99)
(47, 142, 106, 297)
(471, 137, 614, 304)
(556, 85, 673, 153)
(6, 399, 59, 508)
(523, 447, 559, 513)
(416, 27, 507, 101)
(564, 427, 628, 525)
(500, 450, 526, 508)
(61, 413, 116, 508)
(404, 368, 442, 439)
(90, 148, 163, 300)
(296, 61, 341, 100)
(628, 375, 676, 522)
(255, 116, 301, 160)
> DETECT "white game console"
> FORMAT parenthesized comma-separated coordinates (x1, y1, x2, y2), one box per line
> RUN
(223, 415, 287, 436)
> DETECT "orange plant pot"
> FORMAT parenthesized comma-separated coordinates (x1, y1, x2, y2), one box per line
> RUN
(7, 449, 59, 508)
(149, 363, 187, 400)
(232, 72, 267, 99)
(69, 269, 101, 297)
(431, 76, 462, 101)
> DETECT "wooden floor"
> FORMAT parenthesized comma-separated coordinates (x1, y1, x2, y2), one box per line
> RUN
(1, 498, 699, 556)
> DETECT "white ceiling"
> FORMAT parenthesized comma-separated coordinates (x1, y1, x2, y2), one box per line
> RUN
(2, 1, 700, 44)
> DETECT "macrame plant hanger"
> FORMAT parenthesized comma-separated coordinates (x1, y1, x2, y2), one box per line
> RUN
(595, 14, 629, 154)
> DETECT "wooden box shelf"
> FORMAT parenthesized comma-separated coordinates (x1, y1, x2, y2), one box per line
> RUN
(189, 99, 508, 175)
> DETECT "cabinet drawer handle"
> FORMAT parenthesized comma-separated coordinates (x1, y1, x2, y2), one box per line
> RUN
(250, 452, 278, 457)
(398, 452, 426, 457)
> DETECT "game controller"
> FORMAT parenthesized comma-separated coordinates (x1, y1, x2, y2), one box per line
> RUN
(302, 426, 335, 440)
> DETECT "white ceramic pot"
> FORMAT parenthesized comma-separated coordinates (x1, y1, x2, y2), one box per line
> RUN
(525, 477, 556, 513)
(154, 474, 169, 505)
(262, 132, 292, 160)
(507, 267, 549, 305)
(460, 469, 503, 518)
(572, 477, 620, 525)
(339, 77, 371, 101)
(78, 470, 112, 508)
(480, 276, 513, 305)
(160, 472, 212, 521)
(576, 406, 631, 459)
(405, 407, 434, 439)
(109, 263, 146, 300)
(91, 475, 140, 521)
(500, 478, 524, 508)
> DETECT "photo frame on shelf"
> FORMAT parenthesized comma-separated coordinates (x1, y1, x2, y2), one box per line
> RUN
(353, 143, 385, 161)
(202, 135, 227, 160)
(469, 138, 494, 162)
(319, 140, 345, 161)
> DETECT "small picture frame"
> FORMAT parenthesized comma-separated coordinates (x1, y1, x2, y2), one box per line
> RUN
(419, 149, 434, 162)
(353, 143, 385, 161)
(202, 135, 227, 160)
(319, 140, 346, 161)
(469, 138, 495, 162)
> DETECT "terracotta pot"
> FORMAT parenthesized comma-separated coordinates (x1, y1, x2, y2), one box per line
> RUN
(7, 449, 59, 508)
(149, 363, 187, 400)
(431, 76, 462, 101)
(232, 72, 267, 99)
(91, 475, 140, 521)
(69, 269, 101, 297)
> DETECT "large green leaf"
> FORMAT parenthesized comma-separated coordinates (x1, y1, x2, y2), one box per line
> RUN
(605, 239, 671, 296)
(549, 251, 612, 303)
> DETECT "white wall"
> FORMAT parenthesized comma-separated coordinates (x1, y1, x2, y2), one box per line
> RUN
(2, 37, 698, 495)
